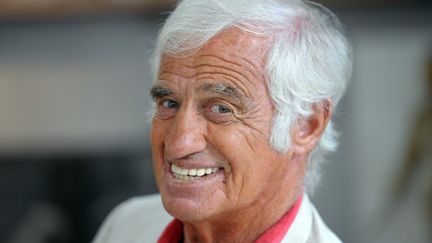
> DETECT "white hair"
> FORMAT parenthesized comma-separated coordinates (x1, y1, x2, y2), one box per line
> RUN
(151, 0, 353, 192)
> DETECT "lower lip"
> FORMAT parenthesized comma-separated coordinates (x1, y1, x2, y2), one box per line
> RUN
(164, 164, 225, 196)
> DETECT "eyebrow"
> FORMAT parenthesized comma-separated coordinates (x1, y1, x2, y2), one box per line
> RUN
(150, 85, 173, 100)
(150, 82, 252, 108)
(197, 82, 250, 105)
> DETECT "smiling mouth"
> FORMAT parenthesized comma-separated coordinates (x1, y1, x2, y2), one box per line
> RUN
(171, 164, 220, 181)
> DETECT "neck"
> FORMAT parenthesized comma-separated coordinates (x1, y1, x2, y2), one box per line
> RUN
(182, 189, 303, 243)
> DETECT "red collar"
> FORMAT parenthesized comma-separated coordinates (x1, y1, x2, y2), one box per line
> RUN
(157, 218, 183, 243)
(158, 195, 303, 243)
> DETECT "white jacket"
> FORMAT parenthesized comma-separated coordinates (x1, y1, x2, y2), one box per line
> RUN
(93, 194, 342, 243)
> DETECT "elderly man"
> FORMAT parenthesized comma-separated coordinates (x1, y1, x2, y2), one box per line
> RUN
(93, 0, 352, 242)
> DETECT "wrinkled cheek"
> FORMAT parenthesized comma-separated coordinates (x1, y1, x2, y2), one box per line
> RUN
(222, 174, 263, 210)
(221, 173, 236, 200)
(150, 121, 167, 183)
(151, 120, 167, 153)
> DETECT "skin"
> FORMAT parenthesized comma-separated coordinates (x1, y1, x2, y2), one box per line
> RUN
(150, 28, 332, 243)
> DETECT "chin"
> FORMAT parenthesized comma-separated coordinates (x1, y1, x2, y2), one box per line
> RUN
(161, 194, 218, 222)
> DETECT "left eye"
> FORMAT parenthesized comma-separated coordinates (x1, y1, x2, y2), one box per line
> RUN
(205, 103, 234, 124)
(210, 104, 232, 114)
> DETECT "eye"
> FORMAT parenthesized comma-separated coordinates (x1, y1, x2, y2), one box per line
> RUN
(162, 99, 179, 109)
(205, 103, 234, 124)
(210, 104, 232, 114)
(155, 98, 179, 119)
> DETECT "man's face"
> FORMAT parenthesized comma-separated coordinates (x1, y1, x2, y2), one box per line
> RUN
(150, 29, 302, 222)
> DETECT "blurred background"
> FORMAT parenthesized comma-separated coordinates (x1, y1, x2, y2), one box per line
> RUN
(0, 0, 431, 242)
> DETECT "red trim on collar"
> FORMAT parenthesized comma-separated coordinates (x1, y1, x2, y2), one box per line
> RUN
(157, 218, 183, 243)
(255, 194, 303, 243)
(158, 195, 303, 243)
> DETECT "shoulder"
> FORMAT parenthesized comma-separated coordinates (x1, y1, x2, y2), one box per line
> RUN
(304, 196, 342, 243)
(306, 199, 342, 243)
(92, 194, 173, 243)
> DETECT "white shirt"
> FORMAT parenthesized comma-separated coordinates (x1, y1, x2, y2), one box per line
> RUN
(92, 194, 342, 243)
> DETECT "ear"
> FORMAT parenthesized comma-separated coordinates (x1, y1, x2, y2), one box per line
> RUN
(291, 99, 333, 155)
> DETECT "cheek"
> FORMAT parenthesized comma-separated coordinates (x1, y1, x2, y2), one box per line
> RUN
(208, 125, 256, 162)
(207, 125, 271, 195)
(150, 119, 168, 165)
(151, 119, 167, 145)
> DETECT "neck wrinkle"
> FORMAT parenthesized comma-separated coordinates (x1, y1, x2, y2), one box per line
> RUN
(182, 189, 302, 243)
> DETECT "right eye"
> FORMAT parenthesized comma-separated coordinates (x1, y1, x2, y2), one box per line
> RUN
(155, 99, 179, 119)
(162, 99, 179, 109)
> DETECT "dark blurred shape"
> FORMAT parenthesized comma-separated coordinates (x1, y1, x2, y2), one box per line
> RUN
(0, 8, 164, 242)
(318, 0, 432, 8)
(1, 0, 431, 21)
(1, 152, 157, 243)
(393, 49, 432, 239)
(0, 0, 176, 20)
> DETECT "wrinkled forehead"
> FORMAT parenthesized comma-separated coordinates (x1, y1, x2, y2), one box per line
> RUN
(160, 28, 270, 75)
(156, 28, 273, 103)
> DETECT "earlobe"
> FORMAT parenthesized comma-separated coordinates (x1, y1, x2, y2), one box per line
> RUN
(292, 99, 333, 154)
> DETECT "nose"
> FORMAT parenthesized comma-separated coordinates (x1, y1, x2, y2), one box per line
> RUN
(164, 106, 207, 161)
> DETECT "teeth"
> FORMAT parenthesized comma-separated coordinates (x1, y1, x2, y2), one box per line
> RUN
(196, 168, 205, 176)
(180, 168, 189, 176)
(171, 164, 220, 180)
(173, 173, 196, 181)
(171, 164, 182, 174)
(189, 168, 197, 176)
(205, 168, 213, 174)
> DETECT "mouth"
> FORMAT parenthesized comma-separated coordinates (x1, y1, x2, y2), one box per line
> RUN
(170, 163, 222, 181)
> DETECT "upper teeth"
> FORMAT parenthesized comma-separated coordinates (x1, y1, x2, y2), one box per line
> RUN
(171, 164, 219, 177)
